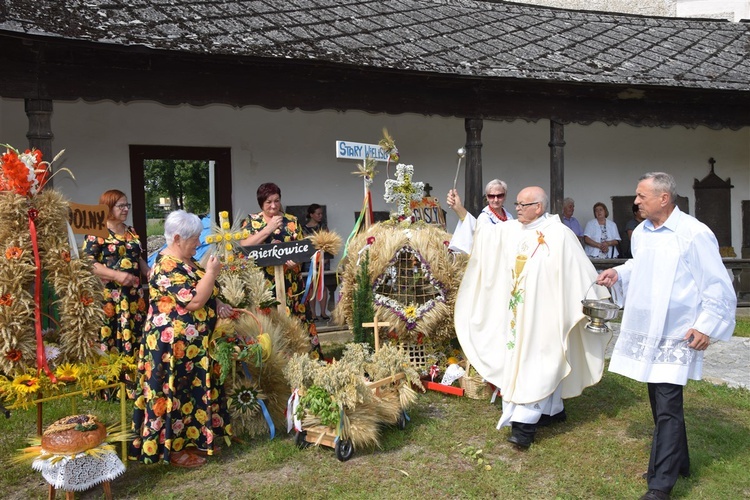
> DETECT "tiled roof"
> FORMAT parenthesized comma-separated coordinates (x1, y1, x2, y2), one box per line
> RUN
(1, 0, 749, 91)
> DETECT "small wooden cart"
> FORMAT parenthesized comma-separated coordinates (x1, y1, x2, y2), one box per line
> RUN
(294, 372, 409, 461)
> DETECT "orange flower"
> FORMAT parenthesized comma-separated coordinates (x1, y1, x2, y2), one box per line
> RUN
(152, 397, 168, 417)
(60, 250, 71, 262)
(160, 258, 177, 273)
(157, 296, 176, 314)
(4, 247, 23, 259)
(4, 348, 22, 362)
(81, 294, 94, 306)
(0, 294, 12, 306)
(103, 302, 115, 318)
(173, 341, 186, 359)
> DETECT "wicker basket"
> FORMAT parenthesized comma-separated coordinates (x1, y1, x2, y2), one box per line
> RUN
(459, 361, 493, 400)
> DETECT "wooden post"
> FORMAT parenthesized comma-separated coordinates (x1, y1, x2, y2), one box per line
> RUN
(464, 118, 484, 217)
(25, 99, 54, 166)
(274, 265, 285, 313)
(549, 119, 565, 216)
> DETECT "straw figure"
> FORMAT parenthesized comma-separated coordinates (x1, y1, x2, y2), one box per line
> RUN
(0, 145, 125, 409)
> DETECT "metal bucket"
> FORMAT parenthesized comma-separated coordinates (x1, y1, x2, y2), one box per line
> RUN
(581, 282, 620, 333)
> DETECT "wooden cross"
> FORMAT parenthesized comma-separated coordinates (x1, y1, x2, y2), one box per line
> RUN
(361, 311, 391, 352)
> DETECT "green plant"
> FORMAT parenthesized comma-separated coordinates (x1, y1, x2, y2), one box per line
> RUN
(296, 385, 340, 428)
(351, 250, 374, 347)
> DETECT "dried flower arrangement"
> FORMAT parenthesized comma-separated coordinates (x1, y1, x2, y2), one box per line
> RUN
(0, 144, 119, 408)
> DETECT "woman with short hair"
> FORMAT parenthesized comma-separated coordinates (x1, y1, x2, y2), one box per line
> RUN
(584, 202, 621, 258)
(130, 210, 234, 468)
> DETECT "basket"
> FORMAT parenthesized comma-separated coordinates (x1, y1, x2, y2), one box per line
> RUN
(459, 361, 493, 400)
(398, 342, 428, 370)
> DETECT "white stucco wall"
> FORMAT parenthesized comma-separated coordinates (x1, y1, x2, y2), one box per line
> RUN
(510, 0, 750, 21)
(2, 97, 749, 258)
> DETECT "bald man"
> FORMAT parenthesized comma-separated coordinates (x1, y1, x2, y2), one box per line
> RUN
(455, 186, 611, 448)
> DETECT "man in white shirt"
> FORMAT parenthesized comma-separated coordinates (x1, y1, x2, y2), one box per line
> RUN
(597, 172, 736, 500)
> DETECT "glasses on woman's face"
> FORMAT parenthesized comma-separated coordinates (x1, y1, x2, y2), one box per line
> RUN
(115, 203, 131, 210)
(486, 193, 506, 200)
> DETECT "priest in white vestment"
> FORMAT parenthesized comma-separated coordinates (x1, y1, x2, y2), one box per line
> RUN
(455, 186, 611, 449)
(446, 179, 513, 254)
(598, 173, 735, 500)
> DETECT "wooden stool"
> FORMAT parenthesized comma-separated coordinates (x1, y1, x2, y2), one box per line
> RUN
(48, 480, 112, 500)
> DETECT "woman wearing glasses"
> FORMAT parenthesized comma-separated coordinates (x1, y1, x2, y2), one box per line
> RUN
(446, 179, 513, 254)
(82, 189, 149, 368)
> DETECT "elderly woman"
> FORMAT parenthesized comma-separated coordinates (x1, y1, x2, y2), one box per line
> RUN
(446, 179, 513, 254)
(240, 183, 322, 356)
(130, 210, 234, 468)
(584, 202, 621, 258)
(82, 189, 148, 359)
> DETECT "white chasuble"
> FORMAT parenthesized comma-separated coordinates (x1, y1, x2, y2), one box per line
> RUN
(455, 214, 611, 405)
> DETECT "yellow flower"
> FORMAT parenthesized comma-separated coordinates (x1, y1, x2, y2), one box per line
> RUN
(186, 345, 200, 359)
(206, 235, 215, 243)
(194, 309, 207, 321)
(182, 401, 194, 415)
(172, 437, 185, 451)
(11, 374, 40, 394)
(146, 333, 158, 350)
(55, 363, 81, 383)
(199, 357, 208, 370)
(404, 305, 417, 318)
(120, 259, 133, 270)
(186, 426, 200, 440)
(142, 439, 158, 456)
(195, 409, 208, 425)
(135, 395, 146, 410)
(221, 221, 230, 229)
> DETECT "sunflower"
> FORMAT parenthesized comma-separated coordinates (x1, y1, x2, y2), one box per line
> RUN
(11, 374, 41, 394)
(228, 380, 266, 428)
(55, 363, 81, 383)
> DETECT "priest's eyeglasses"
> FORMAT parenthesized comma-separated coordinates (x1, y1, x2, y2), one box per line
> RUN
(514, 201, 540, 208)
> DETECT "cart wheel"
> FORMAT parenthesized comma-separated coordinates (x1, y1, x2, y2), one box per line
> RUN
(335, 438, 354, 462)
(295, 430, 310, 449)
(397, 411, 407, 430)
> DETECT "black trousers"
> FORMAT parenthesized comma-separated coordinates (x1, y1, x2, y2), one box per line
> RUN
(646, 382, 690, 493)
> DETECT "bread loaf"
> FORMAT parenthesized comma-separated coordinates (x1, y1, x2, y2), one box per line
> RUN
(41, 414, 107, 454)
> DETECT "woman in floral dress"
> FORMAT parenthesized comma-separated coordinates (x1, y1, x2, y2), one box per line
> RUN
(83, 189, 148, 358)
(130, 210, 235, 468)
(240, 182, 321, 357)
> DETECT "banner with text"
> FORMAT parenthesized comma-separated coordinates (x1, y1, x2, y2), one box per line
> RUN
(68, 202, 109, 238)
(335, 140, 390, 162)
(410, 197, 446, 229)
(241, 239, 316, 267)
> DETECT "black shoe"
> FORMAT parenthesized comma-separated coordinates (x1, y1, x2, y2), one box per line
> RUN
(537, 409, 567, 427)
(639, 489, 670, 500)
(507, 422, 536, 449)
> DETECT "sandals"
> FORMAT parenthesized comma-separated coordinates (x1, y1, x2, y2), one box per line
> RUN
(169, 450, 206, 468)
(320, 314, 330, 320)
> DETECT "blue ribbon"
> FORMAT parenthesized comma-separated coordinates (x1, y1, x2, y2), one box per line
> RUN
(241, 362, 275, 440)
(300, 252, 318, 304)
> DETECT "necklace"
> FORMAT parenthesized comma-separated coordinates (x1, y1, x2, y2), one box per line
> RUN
(489, 206, 507, 222)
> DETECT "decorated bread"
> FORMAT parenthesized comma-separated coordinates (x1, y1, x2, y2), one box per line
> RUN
(41, 414, 107, 454)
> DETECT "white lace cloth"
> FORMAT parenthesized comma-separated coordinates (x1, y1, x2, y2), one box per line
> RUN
(32, 445, 125, 492)
(440, 363, 466, 386)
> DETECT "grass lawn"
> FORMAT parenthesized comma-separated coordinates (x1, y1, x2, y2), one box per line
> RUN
(1, 363, 748, 499)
